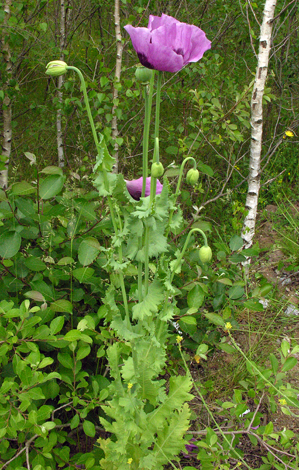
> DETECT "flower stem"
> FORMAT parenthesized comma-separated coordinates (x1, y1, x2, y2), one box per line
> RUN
(141, 71, 155, 197)
(166, 156, 197, 237)
(154, 71, 162, 147)
(66, 66, 102, 157)
(138, 72, 155, 300)
(144, 72, 162, 295)
(170, 228, 208, 283)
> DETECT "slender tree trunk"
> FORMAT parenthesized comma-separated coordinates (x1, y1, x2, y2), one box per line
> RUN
(111, 0, 123, 173)
(0, 0, 12, 189)
(57, 0, 66, 168)
(242, 0, 277, 248)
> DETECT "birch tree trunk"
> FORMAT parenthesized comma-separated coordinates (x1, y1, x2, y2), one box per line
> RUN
(57, 0, 67, 168)
(241, 0, 277, 248)
(111, 0, 123, 173)
(0, 0, 12, 189)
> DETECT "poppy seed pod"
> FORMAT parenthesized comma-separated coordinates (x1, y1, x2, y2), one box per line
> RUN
(151, 162, 164, 178)
(135, 66, 153, 83)
(198, 245, 212, 263)
(186, 168, 199, 186)
(46, 60, 68, 77)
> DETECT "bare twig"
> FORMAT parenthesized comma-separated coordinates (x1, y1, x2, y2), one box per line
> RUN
(270, 0, 297, 23)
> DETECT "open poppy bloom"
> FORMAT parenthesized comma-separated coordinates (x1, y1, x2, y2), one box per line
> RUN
(124, 14, 211, 73)
(125, 176, 163, 200)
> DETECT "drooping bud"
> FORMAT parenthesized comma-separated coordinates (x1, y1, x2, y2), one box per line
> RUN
(46, 60, 68, 77)
(186, 168, 199, 186)
(198, 245, 212, 263)
(151, 162, 164, 178)
(135, 66, 153, 84)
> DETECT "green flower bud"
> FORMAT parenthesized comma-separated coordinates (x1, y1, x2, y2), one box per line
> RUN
(46, 60, 68, 77)
(151, 162, 164, 178)
(186, 168, 199, 186)
(135, 66, 153, 84)
(198, 245, 212, 263)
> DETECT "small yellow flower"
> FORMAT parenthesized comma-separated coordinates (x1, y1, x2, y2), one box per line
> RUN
(127, 383, 133, 390)
(224, 322, 232, 331)
(285, 130, 294, 137)
(127, 458, 133, 465)
(194, 355, 200, 364)
(279, 398, 287, 406)
(237, 463, 242, 467)
(176, 335, 183, 344)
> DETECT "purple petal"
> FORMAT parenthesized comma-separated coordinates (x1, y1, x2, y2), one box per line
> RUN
(125, 177, 163, 200)
(124, 14, 211, 73)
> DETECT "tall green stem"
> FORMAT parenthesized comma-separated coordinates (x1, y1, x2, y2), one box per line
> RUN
(154, 71, 162, 145)
(141, 72, 155, 197)
(144, 72, 163, 295)
(138, 72, 155, 300)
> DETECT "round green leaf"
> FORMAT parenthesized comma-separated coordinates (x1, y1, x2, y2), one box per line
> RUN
(40, 165, 63, 175)
(83, 420, 95, 437)
(39, 175, 65, 200)
(0, 231, 21, 259)
(50, 299, 73, 313)
(72, 267, 94, 282)
(11, 181, 36, 196)
(229, 235, 243, 252)
(24, 256, 47, 272)
(78, 237, 101, 266)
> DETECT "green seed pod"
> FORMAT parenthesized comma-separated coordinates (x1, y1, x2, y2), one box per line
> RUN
(198, 245, 212, 263)
(46, 60, 68, 77)
(135, 66, 153, 84)
(151, 162, 164, 178)
(186, 168, 199, 186)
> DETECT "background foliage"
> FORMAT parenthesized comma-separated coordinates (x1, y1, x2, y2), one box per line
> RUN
(1, 1, 299, 469)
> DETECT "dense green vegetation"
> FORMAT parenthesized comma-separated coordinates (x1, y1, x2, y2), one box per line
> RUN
(1, 1, 299, 469)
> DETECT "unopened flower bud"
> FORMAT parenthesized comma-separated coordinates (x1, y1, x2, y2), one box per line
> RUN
(186, 168, 199, 186)
(135, 66, 153, 83)
(151, 162, 164, 178)
(198, 245, 212, 263)
(46, 60, 68, 77)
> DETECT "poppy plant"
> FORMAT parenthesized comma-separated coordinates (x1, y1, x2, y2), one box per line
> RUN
(125, 176, 163, 200)
(124, 14, 211, 73)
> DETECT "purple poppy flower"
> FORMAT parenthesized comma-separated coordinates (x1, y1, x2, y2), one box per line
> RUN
(124, 14, 211, 73)
(125, 176, 163, 200)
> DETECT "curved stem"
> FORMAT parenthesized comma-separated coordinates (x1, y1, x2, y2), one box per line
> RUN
(174, 156, 197, 197)
(170, 228, 208, 283)
(66, 66, 102, 157)
(166, 156, 197, 237)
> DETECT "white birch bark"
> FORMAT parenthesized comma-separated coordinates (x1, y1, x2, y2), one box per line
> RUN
(111, 0, 123, 173)
(57, 0, 66, 168)
(242, 0, 277, 248)
(0, 0, 12, 189)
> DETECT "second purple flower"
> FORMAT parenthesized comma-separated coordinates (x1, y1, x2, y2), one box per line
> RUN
(125, 176, 163, 200)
